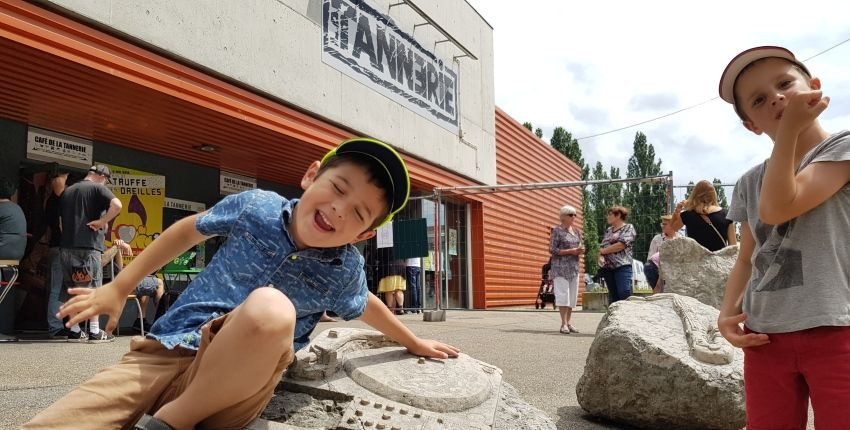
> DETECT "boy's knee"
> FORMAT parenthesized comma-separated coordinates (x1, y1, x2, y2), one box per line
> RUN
(239, 287, 296, 336)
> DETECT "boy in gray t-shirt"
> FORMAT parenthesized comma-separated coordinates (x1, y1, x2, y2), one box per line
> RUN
(717, 46, 850, 428)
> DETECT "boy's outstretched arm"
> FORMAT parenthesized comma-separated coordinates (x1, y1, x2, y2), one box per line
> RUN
(59, 213, 211, 332)
(760, 90, 850, 224)
(359, 292, 460, 359)
(717, 222, 769, 348)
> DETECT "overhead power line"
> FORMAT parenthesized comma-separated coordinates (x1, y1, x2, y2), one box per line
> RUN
(575, 36, 850, 141)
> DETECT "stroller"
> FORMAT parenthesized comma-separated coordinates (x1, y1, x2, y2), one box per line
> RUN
(535, 261, 557, 310)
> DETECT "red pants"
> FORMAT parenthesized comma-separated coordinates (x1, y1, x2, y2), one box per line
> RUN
(744, 326, 850, 430)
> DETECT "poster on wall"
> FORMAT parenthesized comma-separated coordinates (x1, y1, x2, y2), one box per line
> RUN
(422, 250, 435, 271)
(322, 0, 460, 134)
(376, 221, 394, 248)
(220, 171, 257, 195)
(26, 127, 93, 169)
(104, 164, 165, 262)
(448, 228, 458, 255)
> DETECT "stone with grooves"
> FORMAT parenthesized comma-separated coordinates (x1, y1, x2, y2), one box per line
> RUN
(576, 295, 745, 430)
(659, 237, 738, 309)
(261, 328, 556, 429)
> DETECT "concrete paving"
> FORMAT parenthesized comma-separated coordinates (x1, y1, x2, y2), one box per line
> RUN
(0, 308, 758, 429)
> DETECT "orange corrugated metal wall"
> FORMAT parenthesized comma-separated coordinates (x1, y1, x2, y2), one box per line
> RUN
(476, 108, 583, 308)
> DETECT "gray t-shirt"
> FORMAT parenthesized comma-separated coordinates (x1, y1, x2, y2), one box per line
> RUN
(728, 130, 850, 333)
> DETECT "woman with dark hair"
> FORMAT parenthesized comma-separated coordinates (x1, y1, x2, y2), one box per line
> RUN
(598, 205, 636, 304)
(671, 180, 736, 252)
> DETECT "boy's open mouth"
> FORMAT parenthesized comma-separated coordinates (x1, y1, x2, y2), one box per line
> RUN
(314, 210, 335, 232)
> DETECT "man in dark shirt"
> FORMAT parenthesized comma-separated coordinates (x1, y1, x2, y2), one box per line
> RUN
(59, 165, 122, 343)
(0, 177, 26, 261)
(42, 172, 69, 338)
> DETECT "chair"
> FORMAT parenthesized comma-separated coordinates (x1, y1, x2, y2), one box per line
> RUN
(106, 260, 145, 337)
(0, 260, 20, 342)
(119, 294, 145, 337)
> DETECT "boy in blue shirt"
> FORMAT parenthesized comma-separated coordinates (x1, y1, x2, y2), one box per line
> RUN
(717, 46, 850, 428)
(25, 138, 460, 430)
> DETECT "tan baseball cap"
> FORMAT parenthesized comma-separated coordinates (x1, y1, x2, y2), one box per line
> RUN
(718, 46, 810, 104)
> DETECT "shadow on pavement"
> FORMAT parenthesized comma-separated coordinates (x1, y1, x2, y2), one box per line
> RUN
(498, 328, 597, 338)
(556, 406, 640, 430)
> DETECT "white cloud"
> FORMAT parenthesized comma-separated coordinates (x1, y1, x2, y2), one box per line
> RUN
(467, 0, 850, 184)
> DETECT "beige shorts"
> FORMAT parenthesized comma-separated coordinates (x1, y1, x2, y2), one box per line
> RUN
(21, 314, 294, 430)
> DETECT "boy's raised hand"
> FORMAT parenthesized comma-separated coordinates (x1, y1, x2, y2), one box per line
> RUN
(717, 312, 770, 348)
(407, 338, 460, 360)
(779, 90, 830, 136)
(58, 282, 127, 333)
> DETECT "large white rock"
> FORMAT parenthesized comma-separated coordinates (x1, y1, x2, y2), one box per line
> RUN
(576, 295, 745, 430)
(659, 237, 738, 309)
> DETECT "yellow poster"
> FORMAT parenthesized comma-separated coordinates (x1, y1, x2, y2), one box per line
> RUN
(103, 164, 165, 261)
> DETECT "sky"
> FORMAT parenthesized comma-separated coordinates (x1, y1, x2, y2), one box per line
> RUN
(464, 1, 850, 190)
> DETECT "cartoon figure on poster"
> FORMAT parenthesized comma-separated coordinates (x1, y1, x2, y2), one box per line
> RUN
(103, 164, 165, 261)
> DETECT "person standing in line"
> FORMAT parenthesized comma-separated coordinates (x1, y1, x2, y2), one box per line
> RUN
(58, 165, 122, 343)
(598, 206, 636, 304)
(549, 204, 583, 334)
(405, 256, 422, 314)
(40, 171, 73, 339)
(376, 247, 407, 315)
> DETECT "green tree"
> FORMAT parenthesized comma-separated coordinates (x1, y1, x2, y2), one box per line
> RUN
(713, 178, 729, 208)
(522, 122, 533, 132)
(622, 132, 665, 263)
(589, 163, 623, 245)
(579, 163, 598, 275)
(535, 128, 543, 139)
(685, 181, 695, 200)
(550, 127, 584, 168)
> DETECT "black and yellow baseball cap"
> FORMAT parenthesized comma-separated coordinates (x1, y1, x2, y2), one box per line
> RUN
(321, 137, 410, 227)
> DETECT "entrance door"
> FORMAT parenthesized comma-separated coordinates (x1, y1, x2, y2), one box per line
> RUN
(422, 198, 468, 309)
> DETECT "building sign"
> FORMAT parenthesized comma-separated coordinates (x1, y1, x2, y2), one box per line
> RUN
(323, 0, 459, 133)
(105, 164, 165, 262)
(164, 197, 206, 213)
(26, 127, 93, 169)
(220, 171, 257, 195)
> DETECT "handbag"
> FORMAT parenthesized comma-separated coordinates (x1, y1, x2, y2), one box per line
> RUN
(699, 213, 728, 247)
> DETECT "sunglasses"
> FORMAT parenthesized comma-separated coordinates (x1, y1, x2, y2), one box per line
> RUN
(565, 214, 576, 217)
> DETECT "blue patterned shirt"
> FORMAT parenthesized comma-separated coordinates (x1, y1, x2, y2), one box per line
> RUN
(149, 190, 369, 351)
